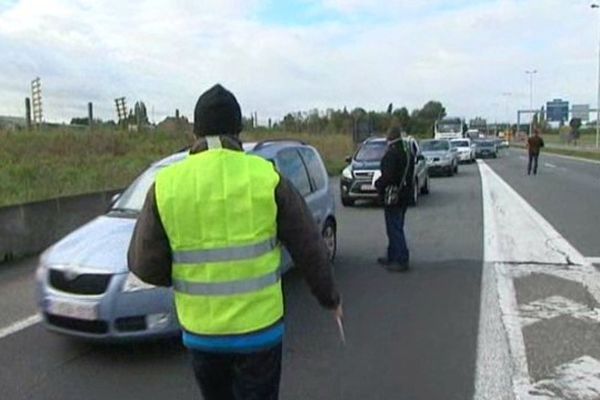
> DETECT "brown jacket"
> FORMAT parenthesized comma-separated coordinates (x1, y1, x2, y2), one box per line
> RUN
(127, 136, 340, 309)
(527, 135, 544, 155)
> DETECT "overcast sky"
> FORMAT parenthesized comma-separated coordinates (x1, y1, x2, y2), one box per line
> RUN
(0, 0, 597, 124)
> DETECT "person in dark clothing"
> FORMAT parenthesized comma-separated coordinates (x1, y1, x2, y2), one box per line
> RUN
(374, 127, 414, 272)
(127, 84, 342, 400)
(527, 128, 545, 175)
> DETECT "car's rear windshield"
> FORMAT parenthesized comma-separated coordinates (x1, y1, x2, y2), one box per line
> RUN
(451, 140, 469, 148)
(476, 141, 495, 147)
(421, 140, 449, 151)
(355, 142, 387, 161)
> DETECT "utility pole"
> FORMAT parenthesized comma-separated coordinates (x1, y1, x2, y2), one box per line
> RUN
(88, 102, 94, 130)
(593, 4, 600, 147)
(525, 70, 537, 136)
(25, 98, 32, 130)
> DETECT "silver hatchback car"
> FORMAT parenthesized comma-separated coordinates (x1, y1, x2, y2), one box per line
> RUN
(35, 140, 337, 341)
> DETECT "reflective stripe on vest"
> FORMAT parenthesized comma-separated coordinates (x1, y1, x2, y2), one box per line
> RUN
(155, 148, 283, 336)
(173, 270, 281, 296)
(173, 237, 277, 264)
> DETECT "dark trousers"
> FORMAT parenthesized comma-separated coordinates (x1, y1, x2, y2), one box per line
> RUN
(191, 343, 282, 400)
(384, 207, 409, 264)
(528, 153, 539, 175)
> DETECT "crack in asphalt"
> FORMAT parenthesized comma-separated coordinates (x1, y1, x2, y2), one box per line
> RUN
(544, 237, 577, 266)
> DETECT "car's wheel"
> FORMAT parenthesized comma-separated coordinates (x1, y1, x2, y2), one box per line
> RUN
(409, 179, 418, 206)
(420, 177, 430, 195)
(322, 219, 337, 262)
(454, 162, 459, 174)
(447, 166, 454, 177)
(341, 196, 354, 207)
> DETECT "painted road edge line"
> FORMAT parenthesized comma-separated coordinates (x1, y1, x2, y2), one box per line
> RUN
(0, 314, 41, 340)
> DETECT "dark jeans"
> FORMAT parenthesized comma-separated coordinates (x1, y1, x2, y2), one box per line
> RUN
(528, 153, 539, 175)
(384, 207, 409, 264)
(191, 343, 282, 400)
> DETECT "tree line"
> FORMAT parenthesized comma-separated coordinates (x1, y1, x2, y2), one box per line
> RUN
(244, 100, 447, 137)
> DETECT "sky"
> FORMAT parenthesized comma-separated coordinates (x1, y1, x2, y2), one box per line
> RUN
(0, 0, 598, 124)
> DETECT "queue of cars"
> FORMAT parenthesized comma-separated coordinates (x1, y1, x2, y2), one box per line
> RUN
(340, 135, 506, 207)
(35, 140, 337, 340)
(35, 134, 506, 341)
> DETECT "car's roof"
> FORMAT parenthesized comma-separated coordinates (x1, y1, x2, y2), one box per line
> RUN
(151, 140, 310, 168)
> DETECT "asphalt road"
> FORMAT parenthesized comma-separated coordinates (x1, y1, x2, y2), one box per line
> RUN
(0, 148, 598, 399)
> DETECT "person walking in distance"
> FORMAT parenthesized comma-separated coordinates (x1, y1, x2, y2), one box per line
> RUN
(127, 84, 342, 400)
(374, 127, 414, 272)
(527, 128, 545, 175)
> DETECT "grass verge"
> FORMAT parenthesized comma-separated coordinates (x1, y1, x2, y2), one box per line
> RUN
(0, 129, 354, 207)
(511, 142, 600, 162)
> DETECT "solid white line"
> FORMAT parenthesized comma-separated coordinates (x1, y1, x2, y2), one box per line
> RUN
(0, 314, 41, 340)
(544, 163, 557, 168)
(586, 257, 600, 264)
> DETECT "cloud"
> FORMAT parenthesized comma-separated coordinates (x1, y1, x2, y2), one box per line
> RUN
(0, 0, 598, 124)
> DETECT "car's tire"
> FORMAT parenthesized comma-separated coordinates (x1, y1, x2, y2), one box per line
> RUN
(454, 163, 459, 174)
(409, 179, 418, 206)
(447, 166, 454, 177)
(420, 177, 430, 195)
(341, 196, 354, 207)
(322, 219, 337, 262)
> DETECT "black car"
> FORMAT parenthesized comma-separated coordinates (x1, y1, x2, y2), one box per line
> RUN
(340, 137, 430, 207)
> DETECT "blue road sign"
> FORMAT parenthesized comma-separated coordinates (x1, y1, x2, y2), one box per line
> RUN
(546, 99, 569, 122)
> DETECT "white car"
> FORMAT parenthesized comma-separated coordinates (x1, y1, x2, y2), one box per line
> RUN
(450, 138, 475, 163)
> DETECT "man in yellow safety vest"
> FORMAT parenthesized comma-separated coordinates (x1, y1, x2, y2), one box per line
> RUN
(128, 84, 341, 400)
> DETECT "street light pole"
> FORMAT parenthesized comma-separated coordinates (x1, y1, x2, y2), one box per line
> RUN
(525, 70, 538, 136)
(593, 4, 600, 148)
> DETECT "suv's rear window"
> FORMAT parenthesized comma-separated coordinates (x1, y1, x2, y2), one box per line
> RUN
(451, 140, 469, 148)
(421, 140, 449, 151)
(355, 142, 386, 161)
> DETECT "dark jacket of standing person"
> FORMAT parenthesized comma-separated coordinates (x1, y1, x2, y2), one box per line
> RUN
(375, 134, 413, 208)
(527, 133, 545, 155)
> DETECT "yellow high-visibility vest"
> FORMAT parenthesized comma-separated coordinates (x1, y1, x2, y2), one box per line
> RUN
(155, 141, 283, 336)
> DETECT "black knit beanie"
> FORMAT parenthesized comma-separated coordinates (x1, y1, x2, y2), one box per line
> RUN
(193, 84, 242, 137)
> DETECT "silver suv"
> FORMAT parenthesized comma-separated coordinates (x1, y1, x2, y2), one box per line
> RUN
(35, 140, 337, 341)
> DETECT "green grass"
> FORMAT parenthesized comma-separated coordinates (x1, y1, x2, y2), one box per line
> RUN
(512, 142, 600, 162)
(542, 132, 599, 147)
(0, 128, 354, 207)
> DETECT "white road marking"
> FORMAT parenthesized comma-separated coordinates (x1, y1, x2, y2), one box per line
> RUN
(519, 156, 528, 161)
(532, 356, 600, 400)
(474, 160, 600, 400)
(544, 163, 557, 168)
(0, 314, 41, 340)
(586, 257, 600, 264)
(519, 296, 600, 327)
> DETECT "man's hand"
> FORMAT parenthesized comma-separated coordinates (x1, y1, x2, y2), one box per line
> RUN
(333, 303, 343, 320)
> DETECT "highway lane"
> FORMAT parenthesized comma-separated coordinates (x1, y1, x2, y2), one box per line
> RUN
(0, 165, 484, 399)
(488, 148, 600, 259)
